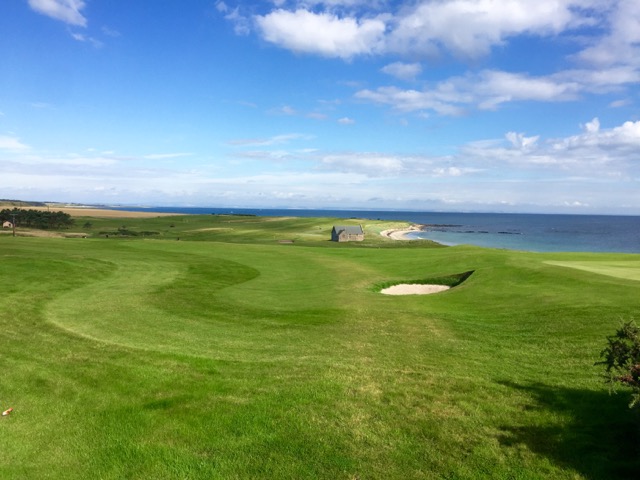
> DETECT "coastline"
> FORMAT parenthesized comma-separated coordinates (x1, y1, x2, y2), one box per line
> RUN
(379, 224, 422, 240)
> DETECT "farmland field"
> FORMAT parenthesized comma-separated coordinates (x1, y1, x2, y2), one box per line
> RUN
(1, 213, 639, 479)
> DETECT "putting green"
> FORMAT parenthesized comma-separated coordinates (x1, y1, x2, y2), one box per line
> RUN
(545, 260, 640, 281)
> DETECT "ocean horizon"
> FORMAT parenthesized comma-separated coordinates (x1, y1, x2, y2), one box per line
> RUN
(106, 206, 640, 254)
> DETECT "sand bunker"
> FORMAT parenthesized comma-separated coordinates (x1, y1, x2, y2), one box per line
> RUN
(381, 284, 450, 295)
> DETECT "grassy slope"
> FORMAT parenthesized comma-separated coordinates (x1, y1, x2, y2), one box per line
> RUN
(1, 215, 639, 479)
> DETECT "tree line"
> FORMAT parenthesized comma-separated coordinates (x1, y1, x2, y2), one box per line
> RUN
(0, 208, 75, 230)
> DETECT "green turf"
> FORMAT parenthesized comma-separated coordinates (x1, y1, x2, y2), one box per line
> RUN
(1, 215, 639, 479)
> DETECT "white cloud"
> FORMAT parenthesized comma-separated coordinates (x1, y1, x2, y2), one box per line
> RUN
(101, 26, 121, 37)
(583, 117, 600, 133)
(575, 0, 640, 67)
(337, 117, 355, 124)
(381, 62, 422, 81)
(506, 132, 540, 149)
(255, 9, 386, 59)
(609, 98, 632, 108)
(319, 153, 406, 175)
(143, 153, 194, 160)
(552, 119, 640, 154)
(432, 166, 481, 177)
(355, 86, 466, 116)
(227, 133, 312, 147)
(28, 0, 87, 27)
(237, 1, 600, 60)
(356, 69, 588, 115)
(306, 112, 329, 120)
(70, 32, 103, 48)
(3, 119, 639, 213)
(387, 0, 593, 58)
(224, 6, 251, 36)
(0, 135, 30, 151)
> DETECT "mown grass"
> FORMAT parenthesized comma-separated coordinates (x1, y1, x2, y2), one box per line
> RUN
(1, 215, 639, 479)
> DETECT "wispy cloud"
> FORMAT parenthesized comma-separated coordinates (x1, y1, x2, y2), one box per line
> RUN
(227, 133, 312, 147)
(381, 62, 422, 81)
(2, 117, 639, 212)
(28, 0, 87, 27)
(337, 117, 355, 125)
(353, 67, 636, 115)
(0, 135, 30, 151)
(69, 31, 103, 48)
(143, 153, 194, 160)
(101, 26, 121, 38)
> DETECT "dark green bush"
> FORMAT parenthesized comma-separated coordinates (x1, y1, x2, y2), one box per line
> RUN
(598, 321, 640, 408)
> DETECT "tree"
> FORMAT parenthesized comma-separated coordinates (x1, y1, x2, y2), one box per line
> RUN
(0, 208, 74, 230)
(598, 321, 640, 408)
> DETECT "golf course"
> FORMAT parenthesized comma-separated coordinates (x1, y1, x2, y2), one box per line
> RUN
(1, 211, 639, 479)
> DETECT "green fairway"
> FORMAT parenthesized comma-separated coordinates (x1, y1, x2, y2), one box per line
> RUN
(1, 215, 639, 479)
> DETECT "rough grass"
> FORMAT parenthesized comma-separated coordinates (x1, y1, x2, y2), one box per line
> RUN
(1, 216, 639, 479)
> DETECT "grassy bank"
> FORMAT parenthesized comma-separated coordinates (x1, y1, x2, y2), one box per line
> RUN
(1, 214, 639, 478)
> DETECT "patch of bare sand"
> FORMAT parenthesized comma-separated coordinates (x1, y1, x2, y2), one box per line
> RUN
(18, 206, 177, 218)
(381, 284, 450, 295)
(380, 225, 421, 240)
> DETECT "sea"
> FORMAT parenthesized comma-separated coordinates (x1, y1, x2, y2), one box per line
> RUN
(108, 206, 640, 254)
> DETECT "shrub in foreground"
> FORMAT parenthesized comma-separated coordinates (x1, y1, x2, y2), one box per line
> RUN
(598, 320, 640, 408)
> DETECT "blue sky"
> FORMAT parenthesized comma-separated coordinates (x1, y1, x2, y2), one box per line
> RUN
(1, 0, 639, 213)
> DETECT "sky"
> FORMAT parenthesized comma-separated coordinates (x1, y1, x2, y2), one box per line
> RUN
(1, 0, 639, 214)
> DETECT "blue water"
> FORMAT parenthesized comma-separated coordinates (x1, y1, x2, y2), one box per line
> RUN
(107, 206, 640, 254)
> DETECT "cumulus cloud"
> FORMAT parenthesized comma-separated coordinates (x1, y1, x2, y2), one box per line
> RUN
(575, 0, 640, 67)
(228, 1, 600, 60)
(583, 117, 601, 133)
(555, 118, 640, 151)
(215, 1, 639, 120)
(387, 0, 592, 58)
(28, 0, 87, 27)
(255, 9, 386, 59)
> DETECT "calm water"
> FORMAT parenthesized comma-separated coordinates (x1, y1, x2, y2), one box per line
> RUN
(108, 206, 640, 254)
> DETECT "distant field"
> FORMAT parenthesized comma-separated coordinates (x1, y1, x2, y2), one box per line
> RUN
(1, 214, 639, 479)
(1, 205, 177, 218)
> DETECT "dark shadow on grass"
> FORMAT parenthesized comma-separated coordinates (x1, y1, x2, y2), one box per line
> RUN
(498, 380, 640, 479)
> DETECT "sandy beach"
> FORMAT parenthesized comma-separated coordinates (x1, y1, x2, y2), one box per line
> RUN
(379, 224, 422, 240)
